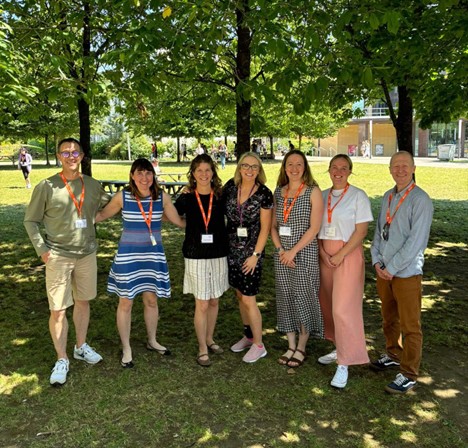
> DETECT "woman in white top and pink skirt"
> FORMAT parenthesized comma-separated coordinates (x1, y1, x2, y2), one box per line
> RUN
(318, 154, 373, 389)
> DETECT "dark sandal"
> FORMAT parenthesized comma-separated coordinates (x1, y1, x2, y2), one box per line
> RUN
(208, 343, 224, 354)
(278, 347, 296, 365)
(197, 353, 212, 367)
(146, 342, 171, 356)
(287, 349, 307, 368)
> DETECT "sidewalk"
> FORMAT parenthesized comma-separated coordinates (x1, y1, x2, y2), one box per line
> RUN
(306, 156, 468, 169)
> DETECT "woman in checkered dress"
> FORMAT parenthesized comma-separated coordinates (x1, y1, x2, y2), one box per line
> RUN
(271, 150, 324, 368)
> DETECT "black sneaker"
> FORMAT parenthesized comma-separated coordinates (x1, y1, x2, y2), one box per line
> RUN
(385, 373, 417, 394)
(370, 354, 400, 371)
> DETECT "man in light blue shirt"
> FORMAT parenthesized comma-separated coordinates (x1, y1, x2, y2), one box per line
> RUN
(370, 151, 433, 394)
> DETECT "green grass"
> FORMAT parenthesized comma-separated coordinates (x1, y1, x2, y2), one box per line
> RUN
(0, 159, 467, 447)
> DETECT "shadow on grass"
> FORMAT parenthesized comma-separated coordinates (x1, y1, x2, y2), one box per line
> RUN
(0, 199, 467, 447)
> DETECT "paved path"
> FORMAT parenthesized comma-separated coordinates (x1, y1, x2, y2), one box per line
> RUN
(305, 156, 468, 169)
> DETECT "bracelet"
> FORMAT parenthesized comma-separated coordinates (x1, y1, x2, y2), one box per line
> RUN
(253, 251, 261, 258)
(276, 247, 284, 253)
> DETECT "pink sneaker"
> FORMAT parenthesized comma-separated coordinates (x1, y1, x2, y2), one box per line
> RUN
(242, 344, 267, 363)
(230, 336, 253, 353)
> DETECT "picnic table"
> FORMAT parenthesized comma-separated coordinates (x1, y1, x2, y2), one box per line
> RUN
(99, 180, 128, 194)
(160, 180, 188, 197)
(158, 172, 187, 182)
(99, 179, 188, 199)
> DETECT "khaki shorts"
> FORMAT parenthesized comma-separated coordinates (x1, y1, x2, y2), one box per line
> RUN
(45, 251, 97, 311)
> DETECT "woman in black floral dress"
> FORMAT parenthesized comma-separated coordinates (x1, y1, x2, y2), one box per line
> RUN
(223, 152, 273, 363)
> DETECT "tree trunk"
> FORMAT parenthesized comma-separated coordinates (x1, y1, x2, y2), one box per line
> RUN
(235, 0, 251, 157)
(395, 86, 414, 154)
(298, 134, 302, 150)
(78, 96, 92, 176)
(269, 135, 274, 155)
(382, 82, 414, 155)
(78, 0, 92, 176)
(44, 134, 51, 166)
(176, 136, 181, 163)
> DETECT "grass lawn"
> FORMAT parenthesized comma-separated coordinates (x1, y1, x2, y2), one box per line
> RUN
(0, 159, 467, 447)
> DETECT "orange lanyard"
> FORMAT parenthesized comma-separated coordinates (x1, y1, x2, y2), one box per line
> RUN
(59, 172, 85, 218)
(386, 182, 416, 225)
(283, 182, 305, 224)
(195, 190, 214, 233)
(135, 196, 153, 234)
(327, 183, 350, 224)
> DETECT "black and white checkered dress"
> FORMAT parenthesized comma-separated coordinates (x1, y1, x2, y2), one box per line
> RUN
(274, 186, 324, 338)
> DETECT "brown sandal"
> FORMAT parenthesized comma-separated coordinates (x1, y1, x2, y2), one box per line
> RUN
(287, 349, 307, 368)
(278, 347, 296, 365)
(197, 353, 212, 367)
(208, 343, 224, 354)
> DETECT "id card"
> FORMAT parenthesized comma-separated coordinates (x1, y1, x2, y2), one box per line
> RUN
(324, 226, 336, 237)
(201, 234, 214, 244)
(279, 226, 291, 236)
(237, 227, 248, 237)
(150, 234, 157, 246)
(75, 219, 88, 229)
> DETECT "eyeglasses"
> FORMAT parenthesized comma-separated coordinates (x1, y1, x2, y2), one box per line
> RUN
(60, 150, 82, 158)
(240, 163, 260, 171)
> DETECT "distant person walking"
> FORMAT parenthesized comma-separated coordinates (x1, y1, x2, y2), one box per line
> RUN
(18, 147, 33, 188)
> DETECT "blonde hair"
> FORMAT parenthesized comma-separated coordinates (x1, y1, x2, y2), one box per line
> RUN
(234, 152, 267, 186)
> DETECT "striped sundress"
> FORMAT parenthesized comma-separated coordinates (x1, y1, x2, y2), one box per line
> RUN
(107, 190, 170, 299)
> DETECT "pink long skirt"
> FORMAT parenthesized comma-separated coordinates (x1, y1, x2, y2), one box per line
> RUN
(319, 240, 369, 366)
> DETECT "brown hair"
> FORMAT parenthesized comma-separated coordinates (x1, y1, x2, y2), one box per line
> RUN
(187, 154, 223, 198)
(233, 152, 267, 186)
(276, 150, 318, 187)
(127, 158, 162, 200)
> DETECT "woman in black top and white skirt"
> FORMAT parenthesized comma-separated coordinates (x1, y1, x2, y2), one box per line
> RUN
(175, 154, 229, 367)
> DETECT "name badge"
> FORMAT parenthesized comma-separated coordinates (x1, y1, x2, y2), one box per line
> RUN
(201, 234, 213, 244)
(324, 226, 336, 237)
(75, 219, 88, 229)
(237, 227, 248, 237)
(150, 234, 157, 246)
(279, 226, 291, 236)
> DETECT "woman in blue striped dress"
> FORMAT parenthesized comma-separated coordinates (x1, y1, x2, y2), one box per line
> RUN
(96, 158, 185, 368)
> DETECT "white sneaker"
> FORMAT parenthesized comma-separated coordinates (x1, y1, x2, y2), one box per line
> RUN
(331, 365, 348, 389)
(73, 343, 103, 364)
(318, 349, 337, 365)
(50, 358, 69, 386)
(230, 336, 253, 353)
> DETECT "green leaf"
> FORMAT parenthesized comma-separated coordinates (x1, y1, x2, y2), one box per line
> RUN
(362, 67, 374, 88)
(369, 13, 380, 30)
(386, 11, 400, 35)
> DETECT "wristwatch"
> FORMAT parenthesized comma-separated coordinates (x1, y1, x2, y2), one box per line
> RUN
(275, 247, 284, 253)
(253, 251, 261, 257)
